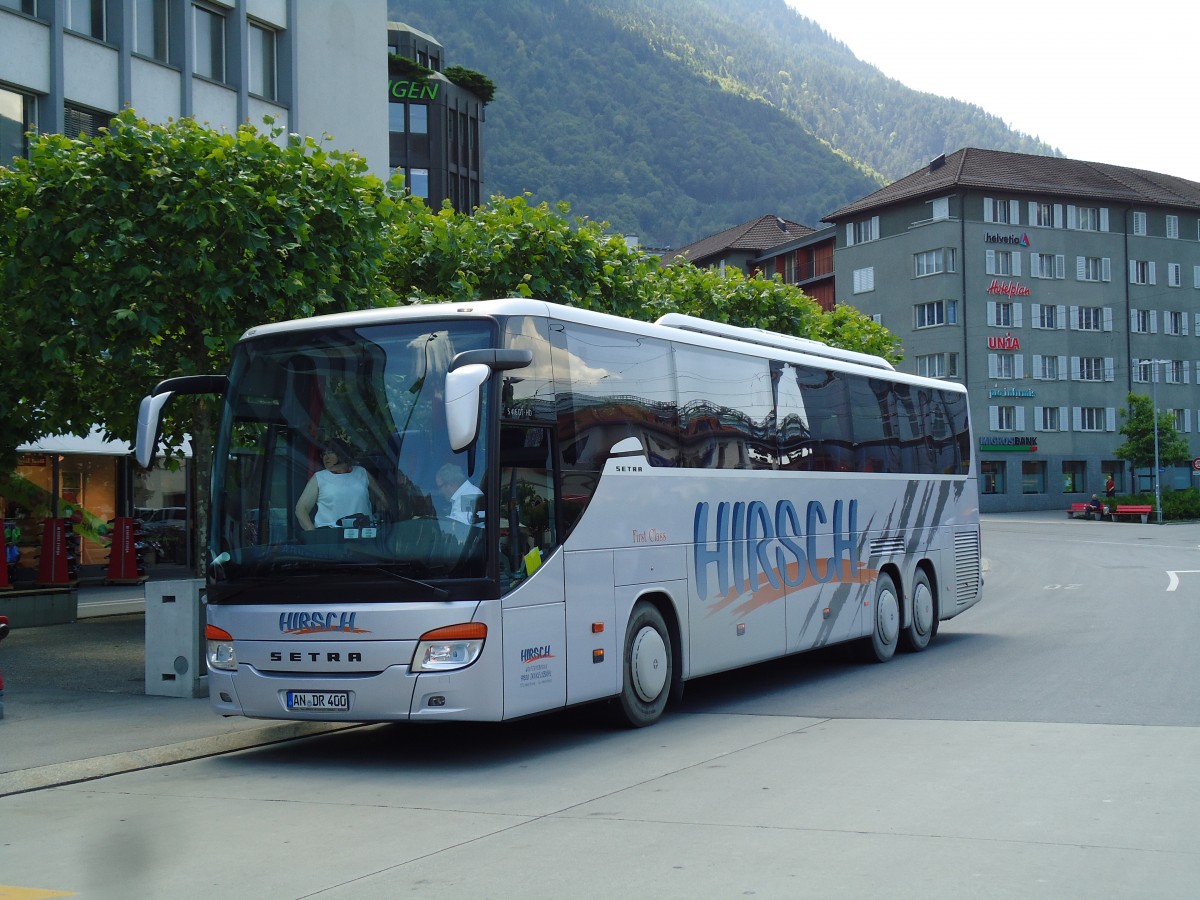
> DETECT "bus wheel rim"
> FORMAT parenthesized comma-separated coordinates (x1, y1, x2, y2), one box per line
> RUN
(631, 626, 668, 703)
(913, 581, 934, 636)
(878, 587, 900, 645)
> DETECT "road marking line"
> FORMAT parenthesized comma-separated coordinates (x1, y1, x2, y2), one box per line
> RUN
(1165, 570, 1200, 591)
(0, 887, 77, 899)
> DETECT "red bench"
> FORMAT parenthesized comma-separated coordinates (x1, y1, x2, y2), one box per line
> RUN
(1067, 502, 1105, 520)
(1110, 504, 1153, 523)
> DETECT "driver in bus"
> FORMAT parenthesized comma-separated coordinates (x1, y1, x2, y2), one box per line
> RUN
(434, 462, 484, 526)
(295, 438, 390, 531)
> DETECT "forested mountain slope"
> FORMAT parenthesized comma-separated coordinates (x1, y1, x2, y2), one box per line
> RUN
(394, 0, 1059, 248)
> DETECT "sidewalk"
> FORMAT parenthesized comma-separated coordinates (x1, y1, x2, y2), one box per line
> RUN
(0, 575, 356, 798)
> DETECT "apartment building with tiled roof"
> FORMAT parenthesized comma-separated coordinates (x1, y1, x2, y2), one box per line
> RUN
(825, 147, 1200, 512)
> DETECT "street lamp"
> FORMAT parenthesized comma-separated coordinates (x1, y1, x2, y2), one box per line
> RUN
(1149, 359, 1171, 526)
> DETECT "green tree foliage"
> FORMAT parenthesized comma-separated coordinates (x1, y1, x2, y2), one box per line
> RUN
(394, 0, 1061, 247)
(383, 191, 899, 360)
(1113, 392, 1191, 470)
(0, 110, 399, 562)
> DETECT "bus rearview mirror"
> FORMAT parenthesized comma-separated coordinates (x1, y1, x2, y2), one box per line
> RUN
(445, 363, 491, 451)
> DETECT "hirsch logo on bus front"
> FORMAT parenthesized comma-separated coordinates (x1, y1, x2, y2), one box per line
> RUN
(278, 611, 371, 635)
(520, 645, 554, 664)
(694, 498, 876, 608)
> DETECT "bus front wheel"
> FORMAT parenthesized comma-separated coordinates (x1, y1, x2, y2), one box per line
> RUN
(901, 569, 937, 652)
(866, 573, 900, 663)
(615, 601, 673, 727)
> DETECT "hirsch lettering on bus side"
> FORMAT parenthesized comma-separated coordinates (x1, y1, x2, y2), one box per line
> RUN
(693, 499, 875, 611)
(278, 611, 371, 635)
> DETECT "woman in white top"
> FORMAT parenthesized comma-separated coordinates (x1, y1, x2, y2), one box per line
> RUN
(295, 439, 389, 531)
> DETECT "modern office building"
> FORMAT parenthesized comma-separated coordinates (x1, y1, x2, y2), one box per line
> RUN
(386, 21, 485, 213)
(824, 148, 1200, 512)
(0, 0, 387, 578)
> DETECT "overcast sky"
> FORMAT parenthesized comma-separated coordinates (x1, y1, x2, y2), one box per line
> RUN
(782, 0, 1199, 183)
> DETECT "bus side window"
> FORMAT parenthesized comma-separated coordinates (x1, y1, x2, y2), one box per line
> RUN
(499, 425, 557, 585)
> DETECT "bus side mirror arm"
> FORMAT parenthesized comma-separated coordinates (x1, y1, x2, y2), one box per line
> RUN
(134, 374, 229, 469)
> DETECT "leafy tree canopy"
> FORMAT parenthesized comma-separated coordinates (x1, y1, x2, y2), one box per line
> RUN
(1114, 392, 1191, 470)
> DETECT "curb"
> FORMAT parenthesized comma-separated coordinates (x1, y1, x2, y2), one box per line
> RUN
(0, 721, 365, 798)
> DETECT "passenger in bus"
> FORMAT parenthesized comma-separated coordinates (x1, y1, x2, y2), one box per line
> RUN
(434, 462, 484, 526)
(295, 438, 390, 531)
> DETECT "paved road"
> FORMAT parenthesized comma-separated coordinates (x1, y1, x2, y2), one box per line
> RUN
(1, 515, 1197, 899)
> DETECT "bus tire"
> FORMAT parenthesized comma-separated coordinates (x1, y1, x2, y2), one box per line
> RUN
(866, 572, 900, 663)
(901, 569, 936, 652)
(615, 601, 673, 728)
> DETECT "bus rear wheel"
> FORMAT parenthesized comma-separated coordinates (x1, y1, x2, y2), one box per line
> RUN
(615, 601, 673, 727)
(901, 570, 937, 652)
(866, 573, 900, 663)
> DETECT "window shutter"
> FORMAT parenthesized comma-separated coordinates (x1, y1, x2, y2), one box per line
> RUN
(1029, 251, 1038, 277)
(1194, 265, 1200, 288)
(1185, 315, 1192, 336)
(1034, 406, 1044, 430)
(1069, 306, 1079, 330)
(1185, 360, 1192, 384)
(1032, 353, 1043, 375)
(1151, 310, 1158, 333)
(1131, 309, 1139, 331)
(984, 198, 994, 223)
(1057, 355, 1067, 380)
(1053, 204, 1063, 228)
(871, 313, 882, 324)
(1187, 409, 1193, 433)
(988, 354, 998, 378)
(1129, 260, 1138, 283)
(1055, 254, 1065, 279)
(1072, 407, 1082, 430)
(1013, 304, 1024, 328)
(1103, 308, 1113, 332)
(1028, 201, 1038, 225)
(1058, 406, 1068, 429)
(1067, 205, 1077, 229)
(1076, 256, 1086, 280)
(1070, 356, 1080, 380)
(932, 197, 949, 220)
(1057, 306, 1067, 330)
(988, 406, 999, 431)
(986, 249, 996, 275)
(1149, 261, 1156, 285)
(1106, 408, 1116, 432)
(1009, 200, 1020, 224)
(1104, 357, 1115, 381)
(1014, 355, 1025, 379)
(987, 301, 997, 326)
(1102, 258, 1111, 282)
(1031, 302, 1041, 325)
(1100, 208, 1109, 232)
(1015, 407, 1025, 431)
(1012, 253, 1022, 277)
(846, 223, 855, 246)
(1133, 211, 1146, 235)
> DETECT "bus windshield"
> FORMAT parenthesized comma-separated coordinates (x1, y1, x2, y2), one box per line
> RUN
(210, 319, 497, 593)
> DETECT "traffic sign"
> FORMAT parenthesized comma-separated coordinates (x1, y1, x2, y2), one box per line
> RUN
(1192, 457, 1200, 471)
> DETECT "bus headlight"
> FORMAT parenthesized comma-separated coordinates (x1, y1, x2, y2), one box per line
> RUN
(206, 624, 238, 672)
(412, 623, 487, 672)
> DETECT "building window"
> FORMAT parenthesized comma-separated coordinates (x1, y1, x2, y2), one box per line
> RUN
(1076, 407, 1111, 432)
(1077, 256, 1110, 282)
(1129, 259, 1156, 285)
(988, 301, 1017, 328)
(931, 197, 949, 220)
(989, 353, 1019, 380)
(1172, 409, 1191, 432)
(1034, 304, 1060, 330)
(134, 0, 171, 61)
(852, 266, 875, 294)
(1038, 407, 1063, 432)
(986, 249, 1017, 276)
(915, 352, 958, 379)
(1032, 201, 1057, 228)
(1076, 357, 1105, 381)
(408, 167, 429, 200)
(1132, 359, 1151, 384)
(0, 0, 40, 14)
(1131, 309, 1154, 334)
(68, 0, 109, 40)
(194, 3, 226, 82)
(980, 461, 1006, 495)
(1164, 360, 1187, 384)
(1167, 215, 1179, 239)
(1166, 311, 1186, 336)
(1069, 205, 1105, 231)
(914, 299, 955, 328)
(1132, 211, 1147, 236)
(1061, 460, 1086, 493)
(0, 85, 36, 163)
(1034, 355, 1060, 380)
(1073, 306, 1105, 331)
(914, 248, 956, 277)
(64, 104, 109, 139)
(993, 406, 1017, 431)
(409, 103, 429, 157)
(1033, 253, 1064, 279)
(1022, 460, 1047, 495)
(846, 216, 879, 245)
(1167, 263, 1182, 288)
(249, 22, 277, 100)
(984, 197, 1017, 224)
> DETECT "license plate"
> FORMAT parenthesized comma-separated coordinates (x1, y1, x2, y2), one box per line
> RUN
(286, 691, 350, 712)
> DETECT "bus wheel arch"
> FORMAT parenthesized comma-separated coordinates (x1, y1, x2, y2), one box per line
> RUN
(901, 563, 939, 653)
(614, 594, 680, 727)
(866, 566, 902, 663)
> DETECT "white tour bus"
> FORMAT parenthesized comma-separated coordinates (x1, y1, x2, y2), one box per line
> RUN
(136, 298, 982, 727)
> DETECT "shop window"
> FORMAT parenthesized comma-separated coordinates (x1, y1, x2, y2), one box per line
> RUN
(1061, 461, 1086, 494)
(980, 460, 1005, 495)
(1022, 460, 1046, 495)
